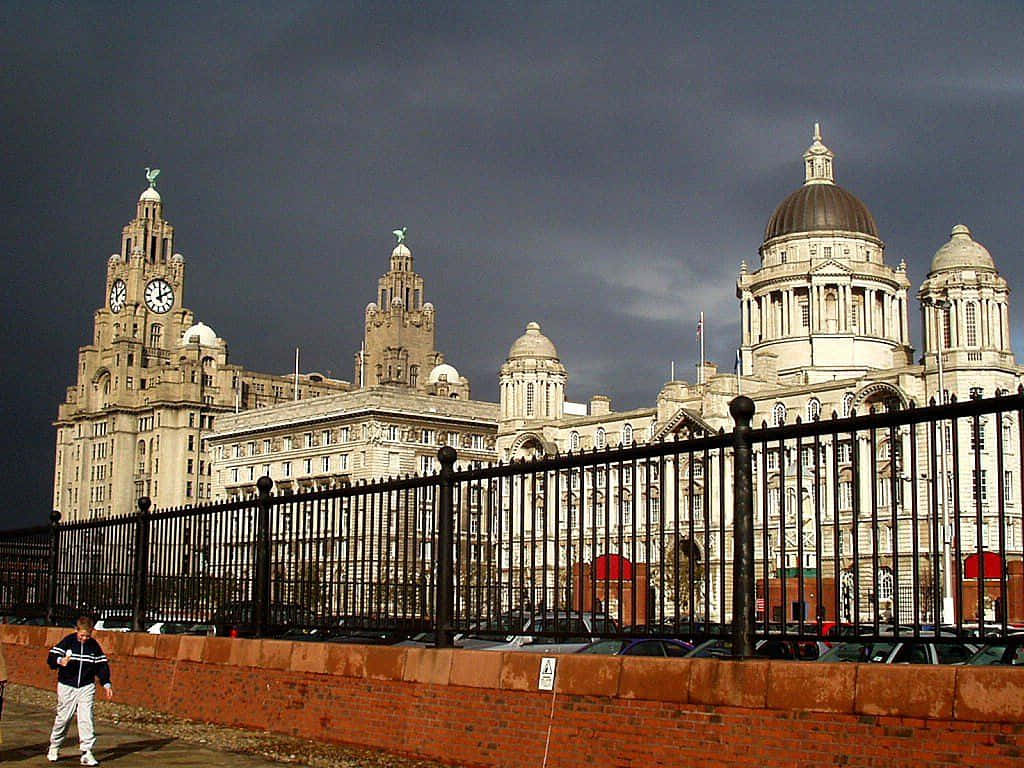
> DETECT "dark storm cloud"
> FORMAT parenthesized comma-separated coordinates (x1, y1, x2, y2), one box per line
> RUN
(3, 1, 1023, 526)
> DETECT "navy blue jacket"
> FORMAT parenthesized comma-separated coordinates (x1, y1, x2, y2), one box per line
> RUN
(47, 634, 111, 689)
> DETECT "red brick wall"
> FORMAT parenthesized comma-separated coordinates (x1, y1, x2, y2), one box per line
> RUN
(4, 625, 1022, 768)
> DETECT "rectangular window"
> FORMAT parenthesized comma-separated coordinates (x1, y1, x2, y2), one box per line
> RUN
(230, 468, 239, 483)
(386, 425, 399, 441)
(283, 436, 293, 450)
(263, 439, 271, 454)
(389, 452, 400, 471)
(305, 432, 313, 448)
(322, 430, 332, 446)
(838, 481, 853, 509)
(421, 429, 435, 445)
(420, 455, 434, 474)
(303, 458, 312, 474)
(338, 454, 349, 471)
(339, 427, 350, 443)
(471, 434, 484, 450)
(1004, 470, 1013, 502)
(232, 443, 241, 458)
(321, 456, 330, 473)
(187, 458, 194, 474)
(282, 461, 292, 477)
(446, 431, 460, 447)
(970, 420, 986, 451)
(262, 464, 270, 477)
(972, 469, 988, 503)
(823, 246, 832, 258)
(188, 434, 195, 451)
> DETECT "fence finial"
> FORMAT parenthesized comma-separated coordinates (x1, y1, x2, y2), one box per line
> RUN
(137, 496, 151, 515)
(729, 395, 755, 428)
(257, 476, 274, 496)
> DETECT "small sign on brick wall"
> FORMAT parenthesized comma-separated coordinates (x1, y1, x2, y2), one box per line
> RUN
(538, 657, 557, 691)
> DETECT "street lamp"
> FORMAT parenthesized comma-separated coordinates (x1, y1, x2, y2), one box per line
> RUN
(923, 296, 954, 625)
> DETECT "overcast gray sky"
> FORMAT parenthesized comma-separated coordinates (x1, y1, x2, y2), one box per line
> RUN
(3, 1, 1023, 528)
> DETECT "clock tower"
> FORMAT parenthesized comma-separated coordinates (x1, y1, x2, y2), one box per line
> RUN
(54, 172, 352, 523)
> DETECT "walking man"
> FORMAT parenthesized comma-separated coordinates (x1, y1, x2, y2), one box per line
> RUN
(47, 616, 113, 765)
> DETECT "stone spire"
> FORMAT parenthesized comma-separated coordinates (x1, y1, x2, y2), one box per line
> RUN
(803, 122, 835, 185)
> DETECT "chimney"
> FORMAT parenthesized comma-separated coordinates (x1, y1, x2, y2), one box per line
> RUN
(589, 395, 612, 416)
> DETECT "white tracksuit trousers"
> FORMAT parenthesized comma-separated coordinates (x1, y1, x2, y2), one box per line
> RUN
(49, 682, 96, 752)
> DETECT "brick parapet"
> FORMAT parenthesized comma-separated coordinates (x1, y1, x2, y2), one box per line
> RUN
(5, 626, 1022, 767)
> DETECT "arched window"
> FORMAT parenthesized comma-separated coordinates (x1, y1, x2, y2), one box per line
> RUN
(807, 398, 822, 422)
(595, 427, 606, 450)
(877, 567, 894, 601)
(569, 431, 580, 452)
(622, 424, 633, 446)
(842, 392, 855, 418)
(526, 383, 535, 416)
(772, 402, 787, 427)
(965, 303, 978, 346)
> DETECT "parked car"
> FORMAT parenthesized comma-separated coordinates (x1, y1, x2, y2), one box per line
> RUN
(94, 615, 134, 632)
(817, 637, 979, 664)
(212, 601, 316, 637)
(577, 637, 694, 657)
(146, 621, 207, 635)
(479, 611, 619, 653)
(685, 637, 829, 660)
(963, 633, 1024, 665)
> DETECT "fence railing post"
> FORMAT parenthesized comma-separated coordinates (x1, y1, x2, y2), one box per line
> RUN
(254, 476, 274, 637)
(434, 446, 457, 648)
(730, 395, 756, 658)
(131, 497, 152, 632)
(46, 510, 61, 626)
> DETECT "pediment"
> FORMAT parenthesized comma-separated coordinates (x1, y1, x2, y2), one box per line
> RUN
(653, 407, 716, 441)
(809, 259, 853, 277)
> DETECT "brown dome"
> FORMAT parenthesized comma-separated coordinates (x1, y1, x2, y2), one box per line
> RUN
(765, 183, 879, 241)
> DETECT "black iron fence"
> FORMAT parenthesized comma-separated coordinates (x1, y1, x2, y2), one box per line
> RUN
(3, 392, 1023, 651)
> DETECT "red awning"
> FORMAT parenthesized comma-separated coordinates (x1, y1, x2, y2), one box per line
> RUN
(963, 551, 1004, 579)
(594, 553, 633, 580)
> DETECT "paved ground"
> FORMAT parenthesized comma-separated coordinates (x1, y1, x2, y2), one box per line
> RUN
(1, 701, 292, 767)
(1, 685, 453, 768)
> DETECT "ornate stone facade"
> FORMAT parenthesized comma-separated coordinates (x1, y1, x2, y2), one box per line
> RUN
(53, 180, 349, 521)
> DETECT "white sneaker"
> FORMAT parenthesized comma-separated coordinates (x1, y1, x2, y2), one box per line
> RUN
(47, 746, 60, 762)
(80, 751, 99, 766)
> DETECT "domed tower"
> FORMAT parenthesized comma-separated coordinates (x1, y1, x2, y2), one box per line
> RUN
(499, 322, 568, 427)
(919, 225, 1015, 394)
(355, 230, 444, 390)
(737, 125, 913, 384)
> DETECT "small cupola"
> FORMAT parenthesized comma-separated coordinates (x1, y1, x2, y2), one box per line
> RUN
(803, 123, 834, 185)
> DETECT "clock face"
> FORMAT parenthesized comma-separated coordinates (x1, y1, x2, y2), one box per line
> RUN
(144, 278, 174, 314)
(109, 279, 127, 313)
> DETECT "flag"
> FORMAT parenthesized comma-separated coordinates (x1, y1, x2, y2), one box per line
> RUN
(735, 348, 742, 373)
(696, 313, 704, 340)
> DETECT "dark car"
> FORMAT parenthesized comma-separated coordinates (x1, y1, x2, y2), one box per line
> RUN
(686, 637, 828, 660)
(577, 637, 694, 657)
(212, 601, 316, 637)
(964, 633, 1024, 665)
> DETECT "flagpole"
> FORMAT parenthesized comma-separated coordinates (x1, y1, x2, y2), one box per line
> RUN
(294, 347, 300, 401)
(697, 311, 705, 385)
(736, 349, 742, 395)
(670, 360, 675, 381)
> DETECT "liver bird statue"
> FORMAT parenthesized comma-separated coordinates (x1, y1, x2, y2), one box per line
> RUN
(392, 227, 407, 245)
(145, 167, 161, 188)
